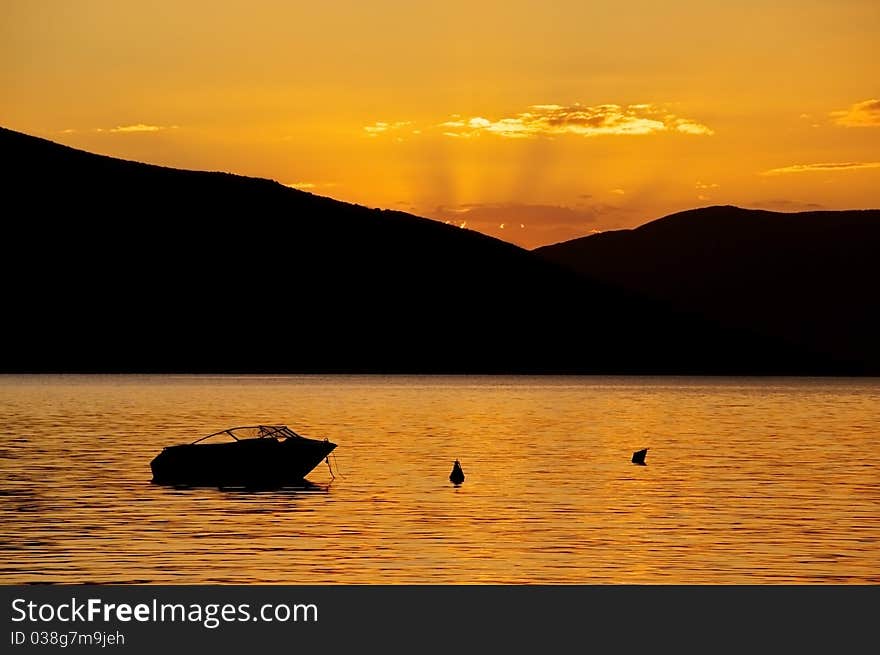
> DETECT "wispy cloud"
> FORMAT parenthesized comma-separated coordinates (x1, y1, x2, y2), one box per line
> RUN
(763, 161, 880, 175)
(363, 121, 412, 137)
(365, 103, 712, 141)
(433, 202, 601, 233)
(61, 124, 178, 134)
(427, 201, 639, 248)
(437, 104, 713, 139)
(749, 199, 826, 211)
(830, 99, 880, 127)
(108, 123, 177, 133)
(284, 181, 337, 191)
(695, 182, 719, 201)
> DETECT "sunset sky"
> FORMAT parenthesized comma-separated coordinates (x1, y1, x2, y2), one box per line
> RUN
(2, 0, 878, 247)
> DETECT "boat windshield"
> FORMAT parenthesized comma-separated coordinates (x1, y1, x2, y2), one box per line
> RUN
(191, 425, 306, 444)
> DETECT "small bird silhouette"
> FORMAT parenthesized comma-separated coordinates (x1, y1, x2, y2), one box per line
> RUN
(449, 459, 465, 484)
(632, 448, 648, 465)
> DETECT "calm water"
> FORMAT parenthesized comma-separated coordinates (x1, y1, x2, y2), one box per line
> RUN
(0, 375, 878, 584)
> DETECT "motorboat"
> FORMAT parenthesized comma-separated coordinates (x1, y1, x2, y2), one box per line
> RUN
(150, 425, 336, 487)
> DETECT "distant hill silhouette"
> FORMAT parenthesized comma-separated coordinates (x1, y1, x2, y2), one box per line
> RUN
(535, 206, 880, 374)
(0, 127, 861, 373)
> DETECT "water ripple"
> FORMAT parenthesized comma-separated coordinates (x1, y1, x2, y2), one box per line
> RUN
(0, 374, 878, 583)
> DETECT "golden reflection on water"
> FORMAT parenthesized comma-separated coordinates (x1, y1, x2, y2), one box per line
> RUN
(0, 375, 877, 584)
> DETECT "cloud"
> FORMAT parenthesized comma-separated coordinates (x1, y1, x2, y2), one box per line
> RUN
(427, 201, 641, 248)
(363, 121, 412, 137)
(437, 103, 713, 139)
(830, 99, 880, 127)
(673, 119, 714, 135)
(762, 161, 880, 175)
(433, 202, 602, 233)
(284, 181, 337, 191)
(366, 104, 712, 140)
(108, 123, 176, 133)
(59, 124, 178, 135)
(749, 199, 826, 211)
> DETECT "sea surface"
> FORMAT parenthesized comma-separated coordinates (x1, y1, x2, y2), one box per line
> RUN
(0, 375, 877, 584)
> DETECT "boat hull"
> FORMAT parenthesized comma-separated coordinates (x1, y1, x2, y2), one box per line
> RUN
(150, 437, 336, 487)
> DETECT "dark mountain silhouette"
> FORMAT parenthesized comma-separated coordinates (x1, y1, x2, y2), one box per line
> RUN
(535, 206, 880, 374)
(0, 127, 855, 374)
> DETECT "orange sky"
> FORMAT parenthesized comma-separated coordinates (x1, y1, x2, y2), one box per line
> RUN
(2, 0, 878, 247)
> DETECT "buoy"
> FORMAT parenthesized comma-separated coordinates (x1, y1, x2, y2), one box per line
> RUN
(449, 459, 465, 484)
(632, 448, 648, 465)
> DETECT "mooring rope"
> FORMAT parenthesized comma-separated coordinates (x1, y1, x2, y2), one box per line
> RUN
(325, 456, 335, 480)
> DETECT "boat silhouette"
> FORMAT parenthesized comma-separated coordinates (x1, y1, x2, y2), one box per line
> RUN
(150, 425, 336, 487)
